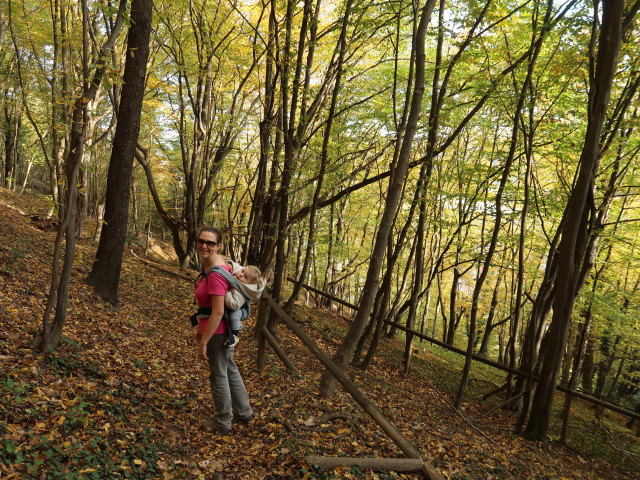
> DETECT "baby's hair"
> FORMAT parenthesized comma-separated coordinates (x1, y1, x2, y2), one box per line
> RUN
(244, 265, 262, 283)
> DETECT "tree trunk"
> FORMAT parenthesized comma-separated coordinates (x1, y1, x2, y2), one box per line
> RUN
(40, 0, 128, 352)
(524, 0, 624, 441)
(478, 281, 501, 357)
(2, 99, 20, 190)
(320, 0, 437, 398)
(560, 315, 591, 443)
(505, 80, 534, 400)
(455, 0, 552, 409)
(245, 0, 277, 268)
(582, 331, 596, 393)
(267, 0, 296, 313)
(285, 0, 352, 312)
(403, 165, 428, 374)
(86, 0, 153, 304)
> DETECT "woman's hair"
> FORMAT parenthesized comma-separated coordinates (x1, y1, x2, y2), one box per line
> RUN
(197, 226, 222, 244)
(244, 265, 262, 283)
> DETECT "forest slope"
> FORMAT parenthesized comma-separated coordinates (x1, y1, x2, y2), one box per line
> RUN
(0, 189, 638, 480)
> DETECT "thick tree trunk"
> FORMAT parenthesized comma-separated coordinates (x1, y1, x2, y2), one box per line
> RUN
(87, 0, 153, 304)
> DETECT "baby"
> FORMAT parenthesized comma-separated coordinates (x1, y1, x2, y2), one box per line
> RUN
(224, 261, 265, 347)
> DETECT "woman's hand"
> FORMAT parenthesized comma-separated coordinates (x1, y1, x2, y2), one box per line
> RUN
(199, 340, 209, 361)
(198, 294, 224, 362)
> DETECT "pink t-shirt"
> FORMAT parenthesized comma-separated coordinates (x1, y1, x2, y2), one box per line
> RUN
(195, 265, 231, 335)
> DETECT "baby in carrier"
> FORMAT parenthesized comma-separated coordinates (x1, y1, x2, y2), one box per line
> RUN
(222, 261, 264, 347)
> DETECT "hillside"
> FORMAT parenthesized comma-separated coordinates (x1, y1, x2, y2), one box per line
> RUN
(1, 188, 638, 480)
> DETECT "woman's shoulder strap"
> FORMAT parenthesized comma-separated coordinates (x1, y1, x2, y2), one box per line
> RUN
(207, 265, 249, 300)
(207, 265, 234, 284)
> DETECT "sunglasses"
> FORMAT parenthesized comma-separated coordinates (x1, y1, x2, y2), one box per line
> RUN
(197, 238, 218, 248)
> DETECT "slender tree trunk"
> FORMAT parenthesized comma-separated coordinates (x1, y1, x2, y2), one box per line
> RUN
(524, 0, 624, 441)
(559, 312, 591, 443)
(2, 99, 20, 190)
(286, 0, 353, 312)
(403, 165, 427, 373)
(267, 0, 296, 312)
(581, 331, 596, 393)
(455, 0, 552, 409)
(478, 281, 500, 357)
(40, 0, 128, 352)
(446, 264, 461, 345)
(246, 0, 276, 268)
(18, 149, 35, 195)
(505, 83, 534, 400)
(356, 177, 421, 366)
(607, 346, 627, 401)
(320, 0, 437, 398)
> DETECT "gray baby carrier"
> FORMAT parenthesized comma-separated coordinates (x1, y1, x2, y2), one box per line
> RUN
(207, 265, 251, 323)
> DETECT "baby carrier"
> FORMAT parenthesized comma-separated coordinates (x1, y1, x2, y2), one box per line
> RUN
(189, 265, 251, 327)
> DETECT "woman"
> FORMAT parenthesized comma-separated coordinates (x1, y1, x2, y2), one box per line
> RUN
(195, 226, 253, 433)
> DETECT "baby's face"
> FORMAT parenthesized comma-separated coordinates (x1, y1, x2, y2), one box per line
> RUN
(235, 268, 256, 284)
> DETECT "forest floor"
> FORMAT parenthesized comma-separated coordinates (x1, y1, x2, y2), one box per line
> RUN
(1, 187, 639, 480)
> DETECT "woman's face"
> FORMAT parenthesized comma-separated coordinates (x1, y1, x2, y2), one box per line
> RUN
(197, 231, 219, 259)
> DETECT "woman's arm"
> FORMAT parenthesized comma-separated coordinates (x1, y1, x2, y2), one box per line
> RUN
(199, 294, 225, 360)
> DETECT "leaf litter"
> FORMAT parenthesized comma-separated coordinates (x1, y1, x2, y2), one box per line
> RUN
(0, 189, 638, 480)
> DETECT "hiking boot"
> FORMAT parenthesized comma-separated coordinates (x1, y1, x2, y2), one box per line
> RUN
(232, 414, 254, 424)
(201, 419, 231, 434)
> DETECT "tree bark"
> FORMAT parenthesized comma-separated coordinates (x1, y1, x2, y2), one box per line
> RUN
(87, 0, 153, 304)
(524, 0, 624, 441)
(319, 0, 437, 398)
(40, 0, 128, 352)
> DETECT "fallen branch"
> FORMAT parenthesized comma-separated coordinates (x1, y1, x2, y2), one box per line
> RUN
(315, 411, 353, 424)
(0, 202, 26, 215)
(305, 456, 424, 472)
(130, 249, 193, 281)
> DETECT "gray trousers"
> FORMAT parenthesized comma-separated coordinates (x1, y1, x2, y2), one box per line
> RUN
(206, 334, 253, 429)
